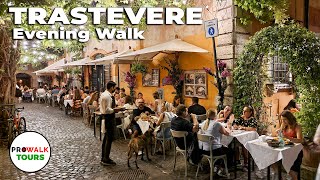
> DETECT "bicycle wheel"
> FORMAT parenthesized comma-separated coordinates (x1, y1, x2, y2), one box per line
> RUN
(18, 117, 26, 134)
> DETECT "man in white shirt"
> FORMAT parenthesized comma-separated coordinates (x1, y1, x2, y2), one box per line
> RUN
(99, 81, 119, 166)
(36, 86, 46, 97)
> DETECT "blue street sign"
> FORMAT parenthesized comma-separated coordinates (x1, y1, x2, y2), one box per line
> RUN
(208, 27, 215, 36)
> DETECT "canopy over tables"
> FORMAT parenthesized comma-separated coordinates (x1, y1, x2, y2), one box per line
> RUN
(59, 57, 91, 67)
(86, 49, 133, 65)
(117, 39, 209, 63)
(34, 58, 65, 75)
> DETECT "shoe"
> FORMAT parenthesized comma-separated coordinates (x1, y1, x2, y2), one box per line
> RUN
(106, 159, 116, 165)
(138, 151, 142, 156)
(217, 168, 229, 177)
(100, 159, 116, 166)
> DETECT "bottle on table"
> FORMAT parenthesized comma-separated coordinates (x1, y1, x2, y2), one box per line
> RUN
(278, 130, 285, 147)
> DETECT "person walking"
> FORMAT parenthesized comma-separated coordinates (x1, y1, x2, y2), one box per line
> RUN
(99, 81, 119, 166)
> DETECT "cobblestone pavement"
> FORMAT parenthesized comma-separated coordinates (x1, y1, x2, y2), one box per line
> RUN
(0, 102, 288, 180)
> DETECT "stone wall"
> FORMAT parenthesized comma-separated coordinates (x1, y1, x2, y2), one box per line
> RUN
(214, 0, 250, 106)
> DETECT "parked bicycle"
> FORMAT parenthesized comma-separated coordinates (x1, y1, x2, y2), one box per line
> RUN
(2, 106, 26, 149)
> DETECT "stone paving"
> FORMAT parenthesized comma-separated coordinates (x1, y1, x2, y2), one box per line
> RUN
(0, 102, 288, 180)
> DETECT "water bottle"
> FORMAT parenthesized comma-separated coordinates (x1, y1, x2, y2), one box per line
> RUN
(278, 130, 285, 147)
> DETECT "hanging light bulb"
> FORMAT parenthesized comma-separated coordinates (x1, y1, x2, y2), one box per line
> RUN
(23, 56, 28, 62)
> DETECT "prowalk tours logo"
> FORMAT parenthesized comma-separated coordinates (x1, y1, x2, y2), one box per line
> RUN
(9, 131, 51, 172)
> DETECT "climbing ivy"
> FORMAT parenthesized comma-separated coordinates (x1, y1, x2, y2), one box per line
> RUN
(233, 22, 320, 137)
(234, 0, 290, 24)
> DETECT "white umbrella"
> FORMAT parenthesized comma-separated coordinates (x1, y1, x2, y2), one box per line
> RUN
(34, 58, 66, 75)
(86, 49, 133, 65)
(60, 57, 91, 67)
(117, 39, 209, 63)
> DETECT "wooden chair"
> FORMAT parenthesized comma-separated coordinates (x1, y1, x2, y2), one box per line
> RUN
(72, 100, 83, 116)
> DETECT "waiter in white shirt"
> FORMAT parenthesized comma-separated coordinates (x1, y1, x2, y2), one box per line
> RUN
(99, 81, 119, 166)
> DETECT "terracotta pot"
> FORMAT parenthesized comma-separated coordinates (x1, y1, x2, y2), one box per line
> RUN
(302, 141, 320, 168)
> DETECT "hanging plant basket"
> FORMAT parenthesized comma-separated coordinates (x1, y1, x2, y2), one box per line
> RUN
(131, 61, 148, 75)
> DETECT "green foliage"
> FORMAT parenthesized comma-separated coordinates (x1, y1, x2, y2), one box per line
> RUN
(233, 22, 320, 138)
(234, 0, 289, 24)
(131, 61, 148, 75)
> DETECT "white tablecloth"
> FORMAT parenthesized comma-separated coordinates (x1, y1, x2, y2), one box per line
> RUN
(221, 130, 259, 146)
(137, 120, 151, 134)
(245, 139, 303, 173)
(64, 100, 73, 107)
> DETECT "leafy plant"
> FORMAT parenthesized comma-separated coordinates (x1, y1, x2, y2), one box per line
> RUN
(161, 56, 184, 98)
(233, 22, 320, 138)
(131, 61, 148, 75)
(234, 0, 290, 24)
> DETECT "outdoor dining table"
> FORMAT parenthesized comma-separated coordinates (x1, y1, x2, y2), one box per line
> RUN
(245, 138, 303, 180)
(64, 100, 73, 115)
(221, 130, 259, 179)
(93, 110, 127, 141)
(136, 116, 159, 134)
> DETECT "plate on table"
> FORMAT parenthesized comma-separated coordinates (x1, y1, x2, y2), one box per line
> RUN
(266, 139, 280, 148)
(284, 139, 294, 146)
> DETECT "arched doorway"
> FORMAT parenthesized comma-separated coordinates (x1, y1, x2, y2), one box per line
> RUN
(16, 73, 32, 88)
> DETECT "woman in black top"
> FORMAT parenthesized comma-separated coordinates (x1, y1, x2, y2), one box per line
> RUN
(232, 106, 257, 131)
(232, 106, 258, 169)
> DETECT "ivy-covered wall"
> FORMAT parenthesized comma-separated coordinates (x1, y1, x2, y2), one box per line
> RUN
(233, 23, 320, 137)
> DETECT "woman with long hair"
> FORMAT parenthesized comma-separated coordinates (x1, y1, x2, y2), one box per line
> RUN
(73, 88, 82, 100)
(170, 95, 181, 113)
(217, 105, 235, 123)
(152, 91, 162, 115)
(276, 110, 303, 180)
(199, 109, 233, 175)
